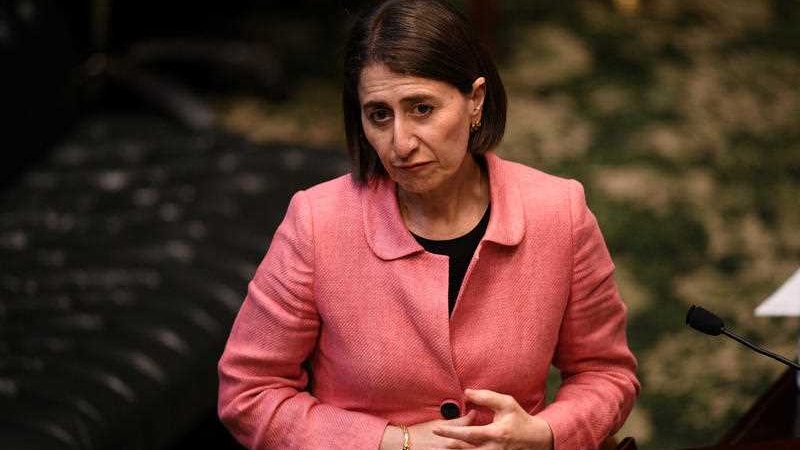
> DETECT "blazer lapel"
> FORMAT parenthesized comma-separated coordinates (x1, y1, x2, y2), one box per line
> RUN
(481, 152, 526, 247)
(361, 176, 424, 261)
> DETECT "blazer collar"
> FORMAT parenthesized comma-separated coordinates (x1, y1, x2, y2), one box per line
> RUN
(361, 152, 525, 261)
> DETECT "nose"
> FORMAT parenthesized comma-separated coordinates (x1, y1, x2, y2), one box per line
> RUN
(392, 117, 418, 159)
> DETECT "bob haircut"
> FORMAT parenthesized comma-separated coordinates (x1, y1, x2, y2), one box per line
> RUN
(343, 0, 507, 183)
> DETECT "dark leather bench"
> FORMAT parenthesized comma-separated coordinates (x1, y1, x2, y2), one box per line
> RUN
(0, 115, 348, 449)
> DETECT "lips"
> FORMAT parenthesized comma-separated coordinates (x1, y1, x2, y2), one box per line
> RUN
(394, 161, 432, 171)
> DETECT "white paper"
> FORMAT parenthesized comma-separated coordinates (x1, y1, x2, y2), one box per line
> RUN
(755, 268, 800, 316)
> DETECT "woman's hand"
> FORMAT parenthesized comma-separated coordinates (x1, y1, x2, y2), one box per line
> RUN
(431, 389, 554, 450)
(380, 410, 478, 450)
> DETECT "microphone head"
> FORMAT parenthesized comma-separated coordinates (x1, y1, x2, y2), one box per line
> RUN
(686, 305, 725, 336)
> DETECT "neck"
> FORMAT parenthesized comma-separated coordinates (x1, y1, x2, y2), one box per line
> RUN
(398, 155, 489, 240)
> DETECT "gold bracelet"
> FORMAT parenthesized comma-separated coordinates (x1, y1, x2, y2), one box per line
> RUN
(399, 424, 411, 450)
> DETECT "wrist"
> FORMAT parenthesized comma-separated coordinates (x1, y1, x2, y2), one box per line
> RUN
(379, 425, 403, 450)
(525, 415, 554, 450)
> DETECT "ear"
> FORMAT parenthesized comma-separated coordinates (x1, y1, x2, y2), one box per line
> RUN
(470, 77, 487, 120)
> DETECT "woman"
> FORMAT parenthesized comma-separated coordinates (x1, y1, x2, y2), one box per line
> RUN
(218, 1, 640, 449)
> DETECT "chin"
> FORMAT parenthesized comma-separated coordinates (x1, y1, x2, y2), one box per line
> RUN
(394, 177, 438, 195)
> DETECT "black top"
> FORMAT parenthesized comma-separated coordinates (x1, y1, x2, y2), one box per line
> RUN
(412, 206, 491, 315)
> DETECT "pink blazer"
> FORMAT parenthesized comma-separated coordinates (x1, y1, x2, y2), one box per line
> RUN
(218, 152, 640, 450)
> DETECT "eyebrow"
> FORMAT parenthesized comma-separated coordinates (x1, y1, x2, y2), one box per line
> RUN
(362, 94, 438, 110)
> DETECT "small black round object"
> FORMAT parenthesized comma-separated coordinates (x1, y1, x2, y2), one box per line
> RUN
(686, 305, 724, 336)
(440, 401, 460, 419)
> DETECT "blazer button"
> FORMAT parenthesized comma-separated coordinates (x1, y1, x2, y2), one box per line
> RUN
(440, 401, 461, 419)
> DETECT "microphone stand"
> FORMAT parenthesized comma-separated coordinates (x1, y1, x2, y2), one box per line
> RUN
(721, 328, 800, 370)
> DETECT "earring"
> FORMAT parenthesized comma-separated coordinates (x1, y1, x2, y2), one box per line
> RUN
(470, 119, 482, 132)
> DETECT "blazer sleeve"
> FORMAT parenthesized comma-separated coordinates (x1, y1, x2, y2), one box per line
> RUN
(217, 191, 389, 450)
(535, 180, 641, 450)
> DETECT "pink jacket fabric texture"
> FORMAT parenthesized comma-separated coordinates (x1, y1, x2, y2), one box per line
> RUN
(218, 152, 640, 450)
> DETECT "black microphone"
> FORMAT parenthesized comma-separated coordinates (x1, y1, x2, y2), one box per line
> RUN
(686, 305, 800, 370)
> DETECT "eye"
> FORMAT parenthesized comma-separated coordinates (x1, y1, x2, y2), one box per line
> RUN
(412, 103, 434, 116)
(368, 108, 392, 125)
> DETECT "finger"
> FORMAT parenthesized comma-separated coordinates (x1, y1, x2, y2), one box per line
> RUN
(464, 388, 516, 413)
(428, 437, 478, 450)
(432, 423, 497, 445)
(444, 438, 477, 449)
(447, 408, 477, 426)
(428, 442, 476, 450)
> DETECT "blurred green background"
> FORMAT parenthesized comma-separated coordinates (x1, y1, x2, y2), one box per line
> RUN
(214, 1, 800, 449)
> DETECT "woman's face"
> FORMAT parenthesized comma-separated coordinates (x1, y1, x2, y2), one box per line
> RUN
(358, 64, 485, 195)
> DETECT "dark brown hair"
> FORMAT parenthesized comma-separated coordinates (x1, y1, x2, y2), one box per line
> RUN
(343, 0, 507, 183)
